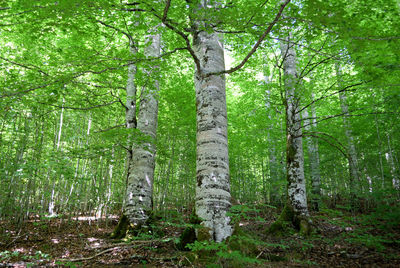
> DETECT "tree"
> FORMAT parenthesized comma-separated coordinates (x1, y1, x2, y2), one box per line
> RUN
(302, 93, 322, 211)
(112, 27, 162, 238)
(191, 0, 232, 242)
(268, 31, 311, 235)
(336, 63, 361, 205)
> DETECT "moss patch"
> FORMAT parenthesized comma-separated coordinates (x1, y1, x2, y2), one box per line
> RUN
(227, 223, 258, 257)
(177, 227, 196, 251)
(110, 211, 164, 239)
(266, 205, 294, 235)
(267, 205, 313, 236)
(110, 214, 129, 239)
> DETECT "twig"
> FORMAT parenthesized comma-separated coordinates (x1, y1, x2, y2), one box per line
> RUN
(256, 250, 265, 259)
(57, 244, 136, 262)
(5, 229, 23, 248)
(204, 0, 291, 77)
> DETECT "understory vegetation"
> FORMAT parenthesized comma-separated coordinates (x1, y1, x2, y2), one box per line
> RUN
(1, 200, 399, 267)
(1, 0, 400, 267)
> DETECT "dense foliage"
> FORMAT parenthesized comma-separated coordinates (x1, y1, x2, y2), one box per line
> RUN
(0, 0, 399, 259)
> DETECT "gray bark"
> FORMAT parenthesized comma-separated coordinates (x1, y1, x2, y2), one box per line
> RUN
(264, 66, 280, 205)
(281, 32, 309, 217)
(336, 63, 360, 198)
(125, 38, 138, 189)
(387, 135, 400, 190)
(193, 0, 232, 242)
(302, 95, 321, 211)
(124, 30, 161, 226)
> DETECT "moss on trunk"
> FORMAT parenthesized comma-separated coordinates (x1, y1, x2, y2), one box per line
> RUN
(110, 214, 129, 239)
(177, 208, 203, 250)
(227, 223, 258, 257)
(266, 204, 312, 236)
(110, 211, 163, 239)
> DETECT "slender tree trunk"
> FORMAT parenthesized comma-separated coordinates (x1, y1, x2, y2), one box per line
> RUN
(269, 32, 311, 235)
(192, 0, 232, 242)
(49, 99, 65, 216)
(125, 38, 138, 186)
(302, 97, 321, 211)
(124, 30, 161, 227)
(336, 63, 360, 203)
(387, 134, 400, 191)
(264, 68, 280, 205)
(374, 113, 386, 189)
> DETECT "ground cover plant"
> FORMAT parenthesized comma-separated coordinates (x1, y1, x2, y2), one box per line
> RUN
(1, 0, 400, 267)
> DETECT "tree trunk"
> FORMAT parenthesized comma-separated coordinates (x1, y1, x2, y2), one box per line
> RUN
(264, 68, 280, 205)
(124, 30, 161, 228)
(192, 0, 232, 242)
(302, 98, 321, 211)
(125, 38, 138, 186)
(269, 32, 311, 235)
(387, 134, 400, 191)
(336, 63, 360, 203)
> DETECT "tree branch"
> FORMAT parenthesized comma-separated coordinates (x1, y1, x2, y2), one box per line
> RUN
(0, 55, 49, 76)
(204, 0, 291, 77)
(162, 0, 171, 22)
(36, 100, 119, 110)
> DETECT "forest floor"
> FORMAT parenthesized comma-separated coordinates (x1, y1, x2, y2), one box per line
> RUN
(1, 205, 400, 267)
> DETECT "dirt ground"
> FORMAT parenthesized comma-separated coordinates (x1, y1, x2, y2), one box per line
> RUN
(1, 210, 399, 267)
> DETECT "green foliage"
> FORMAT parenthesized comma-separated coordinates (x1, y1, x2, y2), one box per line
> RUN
(55, 261, 82, 268)
(186, 238, 262, 267)
(345, 233, 395, 252)
(0, 250, 51, 263)
(227, 204, 263, 224)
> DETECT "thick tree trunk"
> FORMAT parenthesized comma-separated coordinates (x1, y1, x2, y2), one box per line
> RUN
(192, 0, 232, 242)
(124, 31, 161, 227)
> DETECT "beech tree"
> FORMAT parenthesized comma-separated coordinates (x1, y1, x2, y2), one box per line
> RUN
(268, 30, 312, 235)
(1, 0, 399, 251)
(191, 0, 232, 242)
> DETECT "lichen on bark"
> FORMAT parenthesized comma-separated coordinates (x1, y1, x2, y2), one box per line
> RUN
(192, 0, 232, 242)
(268, 28, 312, 235)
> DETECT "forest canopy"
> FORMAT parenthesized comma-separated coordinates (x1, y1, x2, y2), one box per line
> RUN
(0, 0, 399, 267)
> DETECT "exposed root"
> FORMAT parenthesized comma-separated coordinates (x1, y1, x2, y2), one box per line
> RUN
(266, 205, 313, 236)
(57, 244, 136, 262)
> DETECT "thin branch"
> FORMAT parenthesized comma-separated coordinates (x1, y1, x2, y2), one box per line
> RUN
(0, 55, 49, 76)
(160, 17, 201, 72)
(301, 110, 400, 130)
(110, 90, 128, 110)
(303, 131, 349, 160)
(269, 36, 343, 61)
(36, 100, 119, 110)
(204, 0, 291, 77)
(93, 124, 126, 133)
(57, 245, 136, 262)
(297, 82, 365, 115)
(162, 0, 171, 22)
(96, 19, 133, 41)
(0, 80, 59, 98)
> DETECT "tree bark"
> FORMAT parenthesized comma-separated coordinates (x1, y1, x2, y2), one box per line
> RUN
(336, 63, 360, 202)
(264, 66, 280, 205)
(124, 30, 161, 227)
(192, 0, 232, 242)
(302, 95, 321, 211)
(269, 31, 311, 235)
(125, 38, 138, 185)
